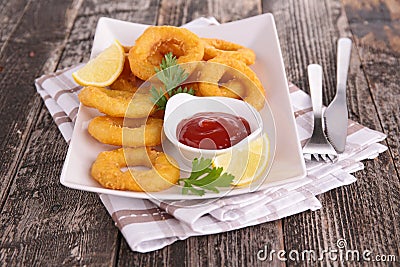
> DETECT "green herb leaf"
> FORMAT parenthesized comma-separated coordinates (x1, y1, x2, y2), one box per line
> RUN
(150, 86, 168, 111)
(192, 158, 213, 172)
(179, 157, 235, 196)
(155, 52, 177, 72)
(150, 52, 195, 110)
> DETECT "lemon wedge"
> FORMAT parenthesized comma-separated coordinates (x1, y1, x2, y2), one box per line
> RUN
(72, 40, 125, 87)
(213, 133, 269, 187)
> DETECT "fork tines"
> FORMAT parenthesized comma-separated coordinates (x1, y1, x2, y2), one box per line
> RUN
(302, 125, 338, 163)
(302, 64, 338, 163)
(303, 151, 337, 163)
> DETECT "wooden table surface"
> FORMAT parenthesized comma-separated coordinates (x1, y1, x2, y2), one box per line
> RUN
(1, 0, 399, 266)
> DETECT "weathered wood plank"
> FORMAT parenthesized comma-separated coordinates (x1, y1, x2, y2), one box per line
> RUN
(0, 0, 30, 55)
(157, 0, 261, 25)
(0, 0, 80, 209)
(342, 0, 400, 179)
(0, 0, 81, 217)
(0, 0, 161, 265)
(264, 0, 400, 265)
(0, 0, 87, 265)
(0, 107, 120, 266)
(117, 1, 284, 266)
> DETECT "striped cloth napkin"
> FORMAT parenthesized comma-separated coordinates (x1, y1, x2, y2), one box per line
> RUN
(34, 18, 387, 253)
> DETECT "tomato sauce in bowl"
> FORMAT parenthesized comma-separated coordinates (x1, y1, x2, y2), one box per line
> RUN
(177, 112, 251, 150)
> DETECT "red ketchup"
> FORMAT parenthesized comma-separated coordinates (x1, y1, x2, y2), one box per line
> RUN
(176, 112, 251, 150)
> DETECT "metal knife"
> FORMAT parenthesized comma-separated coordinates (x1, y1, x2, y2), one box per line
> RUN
(324, 38, 352, 153)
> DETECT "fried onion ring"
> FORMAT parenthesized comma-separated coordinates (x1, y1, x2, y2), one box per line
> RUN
(219, 79, 247, 99)
(78, 86, 155, 118)
(88, 116, 163, 147)
(110, 59, 143, 92)
(201, 38, 256, 65)
(128, 26, 204, 80)
(198, 57, 265, 110)
(91, 147, 180, 192)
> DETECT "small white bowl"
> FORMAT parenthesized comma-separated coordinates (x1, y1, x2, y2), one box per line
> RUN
(163, 93, 263, 168)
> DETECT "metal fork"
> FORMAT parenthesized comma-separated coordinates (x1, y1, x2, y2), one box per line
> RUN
(303, 64, 338, 163)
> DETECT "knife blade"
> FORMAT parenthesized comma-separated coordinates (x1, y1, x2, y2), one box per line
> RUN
(324, 38, 352, 153)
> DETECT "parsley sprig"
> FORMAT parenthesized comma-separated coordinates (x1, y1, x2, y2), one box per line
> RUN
(179, 158, 235, 196)
(150, 52, 195, 110)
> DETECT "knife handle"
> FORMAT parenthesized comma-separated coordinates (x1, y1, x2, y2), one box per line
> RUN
(337, 38, 352, 94)
(307, 64, 323, 118)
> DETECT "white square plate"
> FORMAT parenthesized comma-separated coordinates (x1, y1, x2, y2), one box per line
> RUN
(60, 14, 306, 199)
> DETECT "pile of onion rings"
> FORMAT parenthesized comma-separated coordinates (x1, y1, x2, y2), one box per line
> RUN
(77, 25, 267, 193)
